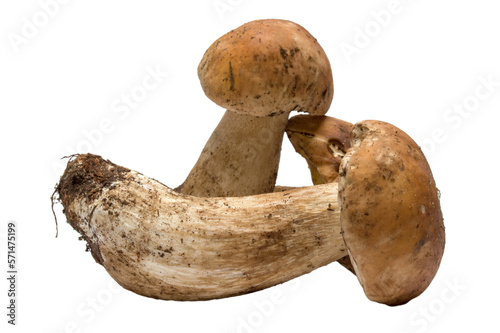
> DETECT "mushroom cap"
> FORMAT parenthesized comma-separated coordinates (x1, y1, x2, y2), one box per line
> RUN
(198, 19, 333, 117)
(286, 115, 353, 184)
(339, 120, 445, 306)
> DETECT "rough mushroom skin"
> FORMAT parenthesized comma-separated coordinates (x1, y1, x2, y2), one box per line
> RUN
(339, 120, 445, 306)
(179, 19, 333, 197)
(56, 154, 346, 301)
(198, 19, 333, 117)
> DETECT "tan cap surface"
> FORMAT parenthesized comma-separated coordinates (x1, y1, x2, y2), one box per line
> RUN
(339, 120, 445, 306)
(198, 19, 333, 117)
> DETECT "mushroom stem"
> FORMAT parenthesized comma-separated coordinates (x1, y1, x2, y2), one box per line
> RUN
(177, 110, 289, 197)
(57, 154, 346, 301)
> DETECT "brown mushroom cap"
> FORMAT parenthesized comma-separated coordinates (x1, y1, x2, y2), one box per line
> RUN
(198, 19, 333, 117)
(339, 120, 445, 306)
(286, 115, 354, 184)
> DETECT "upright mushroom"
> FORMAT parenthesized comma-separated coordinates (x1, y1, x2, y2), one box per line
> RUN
(177, 19, 333, 197)
(56, 120, 444, 305)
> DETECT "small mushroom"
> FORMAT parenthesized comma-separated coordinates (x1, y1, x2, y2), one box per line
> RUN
(56, 120, 444, 305)
(177, 19, 333, 197)
(286, 115, 354, 184)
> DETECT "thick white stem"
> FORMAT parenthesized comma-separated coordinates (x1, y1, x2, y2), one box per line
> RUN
(58, 154, 345, 301)
(177, 110, 289, 197)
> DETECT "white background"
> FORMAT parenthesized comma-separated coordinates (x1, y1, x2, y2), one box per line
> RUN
(1, 0, 499, 332)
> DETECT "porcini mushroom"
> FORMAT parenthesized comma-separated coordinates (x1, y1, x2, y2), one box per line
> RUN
(177, 19, 333, 197)
(288, 117, 445, 304)
(55, 120, 444, 305)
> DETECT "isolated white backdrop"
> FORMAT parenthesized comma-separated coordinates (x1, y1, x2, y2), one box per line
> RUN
(1, 0, 499, 332)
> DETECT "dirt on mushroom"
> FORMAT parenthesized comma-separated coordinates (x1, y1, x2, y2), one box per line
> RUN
(53, 153, 346, 301)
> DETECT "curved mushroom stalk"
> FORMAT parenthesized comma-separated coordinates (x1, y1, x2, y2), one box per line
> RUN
(57, 154, 346, 301)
